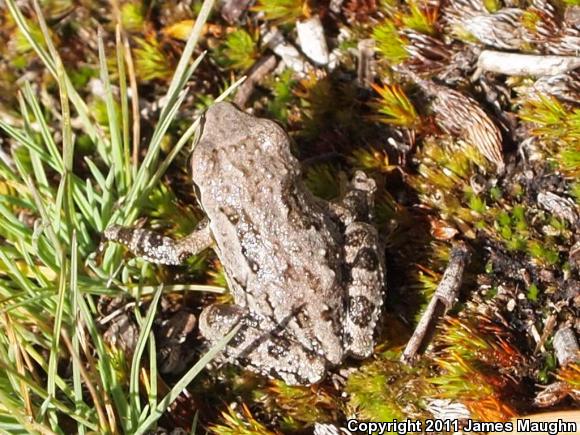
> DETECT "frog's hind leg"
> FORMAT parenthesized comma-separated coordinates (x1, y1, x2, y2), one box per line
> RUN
(103, 219, 212, 265)
(199, 304, 327, 385)
(343, 222, 385, 358)
(328, 171, 385, 357)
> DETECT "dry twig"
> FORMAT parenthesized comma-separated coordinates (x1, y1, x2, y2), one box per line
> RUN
(402, 242, 470, 364)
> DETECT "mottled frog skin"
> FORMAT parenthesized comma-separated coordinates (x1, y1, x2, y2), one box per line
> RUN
(105, 102, 385, 385)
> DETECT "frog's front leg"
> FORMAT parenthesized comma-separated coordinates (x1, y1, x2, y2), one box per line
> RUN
(200, 304, 327, 385)
(104, 219, 212, 265)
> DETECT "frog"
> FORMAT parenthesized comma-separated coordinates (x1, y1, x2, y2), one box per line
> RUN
(104, 102, 385, 385)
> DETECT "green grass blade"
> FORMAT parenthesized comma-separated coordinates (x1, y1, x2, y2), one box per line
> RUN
(46, 251, 67, 430)
(21, 82, 64, 173)
(98, 27, 126, 193)
(69, 232, 86, 435)
(161, 0, 215, 120)
(5, 0, 109, 161)
(148, 332, 158, 412)
(129, 285, 163, 430)
(115, 25, 132, 186)
(0, 121, 59, 173)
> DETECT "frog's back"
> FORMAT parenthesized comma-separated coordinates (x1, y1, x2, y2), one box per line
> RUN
(192, 103, 345, 360)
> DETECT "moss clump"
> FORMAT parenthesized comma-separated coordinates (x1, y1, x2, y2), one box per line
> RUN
(346, 352, 435, 422)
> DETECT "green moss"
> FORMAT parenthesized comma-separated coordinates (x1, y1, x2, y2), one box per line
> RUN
(527, 241, 559, 266)
(266, 69, 297, 124)
(253, 0, 305, 25)
(527, 283, 539, 301)
(215, 29, 260, 71)
(402, 0, 437, 35)
(372, 21, 408, 64)
(369, 83, 419, 128)
(69, 65, 97, 88)
(489, 186, 502, 201)
(431, 317, 521, 421)
(209, 404, 278, 435)
(537, 353, 558, 384)
(346, 353, 433, 422)
(133, 36, 174, 81)
(120, 2, 144, 32)
(304, 164, 340, 200)
(468, 195, 486, 214)
(254, 381, 340, 429)
(519, 95, 580, 143)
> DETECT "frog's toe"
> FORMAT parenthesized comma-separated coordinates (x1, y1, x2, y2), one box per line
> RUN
(273, 354, 326, 386)
(249, 337, 327, 385)
(199, 303, 246, 341)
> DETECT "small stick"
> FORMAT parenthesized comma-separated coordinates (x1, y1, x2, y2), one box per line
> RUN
(262, 28, 311, 76)
(535, 313, 557, 353)
(357, 39, 375, 88)
(233, 54, 278, 107)
(402, 241, 470, 364)
(473, 51, 580, 79)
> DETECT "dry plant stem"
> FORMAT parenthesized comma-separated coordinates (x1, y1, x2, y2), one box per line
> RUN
(60, 329, 112, 432)
(233, 54, 278, 107)
(537, 192, 579, 226)
(262, 28, 311, 76)
(401, 241, 470, 364)
(535, 313, 557, 353)
(76, 317, 117, 430)
(296, 15, 329, 66)
(474, 51, 580, 78)
(553, 327, 579, 366)
(3, 313, 33, 417)
(357, 39, 375, 88)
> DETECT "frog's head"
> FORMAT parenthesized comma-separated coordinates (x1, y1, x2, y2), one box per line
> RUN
(192, 102, 300, 185)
